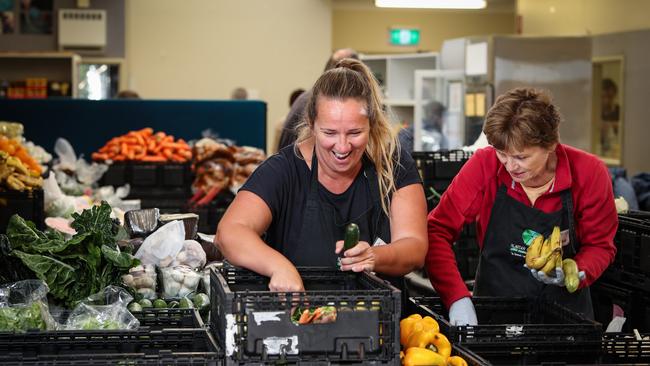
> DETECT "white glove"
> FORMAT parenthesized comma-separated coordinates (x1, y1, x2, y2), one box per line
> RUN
(448, 297, 478, 326)
(528, 266, 585, 286)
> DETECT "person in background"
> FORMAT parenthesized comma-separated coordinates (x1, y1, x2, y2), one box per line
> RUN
(231, 87, 248, 100)
(427, 87, 617, 324)
(216, 59, 427, 293)
(600, 78, 620, 156)
(276, 48, 360, 151)
(273, 88, 306, 153)
(116, 90, 140, 99)
(399, 100, 449, 152)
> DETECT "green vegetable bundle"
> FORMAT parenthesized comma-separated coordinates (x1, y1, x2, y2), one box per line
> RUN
(4, 202, 140, 307)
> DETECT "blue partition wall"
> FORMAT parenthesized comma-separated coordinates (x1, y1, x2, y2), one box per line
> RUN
(0, 99, 267, 157)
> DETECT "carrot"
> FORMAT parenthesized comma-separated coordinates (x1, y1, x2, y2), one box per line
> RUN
(112, 155, 126, 161)
(298, 309, 311, 324)
(92, 152, 108, 161)
(138, 127, 153, 136)
(141, 155, 166, 162)
(162, 148, 173, 159)
(161, 142, 190, 151)
(170, 154, 186, 163)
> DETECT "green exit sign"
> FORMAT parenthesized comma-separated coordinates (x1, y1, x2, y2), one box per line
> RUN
(389, 28, 420, 46)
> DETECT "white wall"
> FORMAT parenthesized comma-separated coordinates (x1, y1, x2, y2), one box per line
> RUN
(517, 0, 650, 36)
(125, 0, 332, 152)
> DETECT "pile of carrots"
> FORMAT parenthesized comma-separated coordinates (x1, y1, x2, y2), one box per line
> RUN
(92, 128, 192, 163)
(0, 136, 42, 175)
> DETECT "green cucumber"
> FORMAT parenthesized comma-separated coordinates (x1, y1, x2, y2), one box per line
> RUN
(343, 223, 360, 251)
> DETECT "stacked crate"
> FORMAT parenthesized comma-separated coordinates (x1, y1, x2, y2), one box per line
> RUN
(410, 296, 603, 365)
(413, 150, 479, 281)
(0, 308, 223, 364)
(593, 212, 650, 333)
(210, 265, 401, 365)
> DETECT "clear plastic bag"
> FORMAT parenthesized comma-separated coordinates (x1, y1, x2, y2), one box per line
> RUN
(0, 280, 57, 332)
(172, 240, 207, 269)
(160, 265, 202, 298)
(122, 264, 157, 300)
(135, 220, 185, 267)
(64, 286, 139, 330)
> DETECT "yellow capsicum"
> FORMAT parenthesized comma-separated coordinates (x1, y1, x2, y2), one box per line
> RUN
(405, 330, 451, 359)
(402, 347, 447, 366)
(447, 355, 468, 366)
(400, 314, 440, 347)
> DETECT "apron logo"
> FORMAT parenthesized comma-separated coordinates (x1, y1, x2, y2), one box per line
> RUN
(510, 229, 542, 259)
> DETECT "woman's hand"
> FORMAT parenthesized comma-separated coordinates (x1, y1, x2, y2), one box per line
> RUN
(269, 265, 304, 292)
(336, 240, 376, 272)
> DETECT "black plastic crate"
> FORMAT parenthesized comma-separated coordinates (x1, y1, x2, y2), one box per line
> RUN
(0, 328, 222, 365)
(0, 188, 44, 233)
(210, 265, 401, 365)
(453, 343, 491, 366)
(413, 150, 472, 195)
(410, 296, 603, 365)
(614, 214, 650, 277)
(601, 332, 650, 364)
(100, 162, 193, 198)
(133, 307, 205, 329)
(101, 163, 127, 186)
(591, 280, 649, 333)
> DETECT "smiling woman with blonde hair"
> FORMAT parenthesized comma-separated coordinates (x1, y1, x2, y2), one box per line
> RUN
(216, 58, 428, 293)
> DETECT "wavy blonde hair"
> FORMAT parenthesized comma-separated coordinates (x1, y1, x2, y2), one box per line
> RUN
(296, 58, 400, 217)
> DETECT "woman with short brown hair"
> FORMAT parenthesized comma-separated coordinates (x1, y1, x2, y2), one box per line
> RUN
(427, 87, 617, 324)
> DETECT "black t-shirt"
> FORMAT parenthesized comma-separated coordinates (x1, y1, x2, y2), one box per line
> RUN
(240, 144, 422, 256)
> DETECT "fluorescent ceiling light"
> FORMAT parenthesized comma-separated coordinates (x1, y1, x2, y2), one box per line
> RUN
(375, 0, 486, 9)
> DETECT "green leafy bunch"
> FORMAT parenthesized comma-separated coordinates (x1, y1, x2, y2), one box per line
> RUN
(5, 201, 140, 307)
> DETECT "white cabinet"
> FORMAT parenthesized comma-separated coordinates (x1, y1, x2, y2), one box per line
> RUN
(361, 52, 439, 127)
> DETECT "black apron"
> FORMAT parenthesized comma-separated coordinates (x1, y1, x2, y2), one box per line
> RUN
(474, 184, 594, 319)
(285, 151, 405, 293)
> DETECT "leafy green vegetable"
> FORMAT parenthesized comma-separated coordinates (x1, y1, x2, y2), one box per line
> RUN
(72, 315, 120, 330)
(5, 201, 140, 307)
(0, 302, 47, 331)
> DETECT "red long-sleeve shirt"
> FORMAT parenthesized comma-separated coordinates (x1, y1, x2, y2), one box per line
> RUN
(426, 144, 618, 309)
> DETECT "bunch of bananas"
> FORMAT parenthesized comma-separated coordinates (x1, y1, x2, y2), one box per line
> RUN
(524, 226, 580, 293)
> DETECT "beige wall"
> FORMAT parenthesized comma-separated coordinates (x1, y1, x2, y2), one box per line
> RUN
(517, 0, 650, 36)
(333, 8, 515, 54)
(125, 0, 332, 152)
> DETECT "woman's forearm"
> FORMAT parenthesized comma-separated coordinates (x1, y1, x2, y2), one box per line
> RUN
(372, 237, 427, 276)
(215, 223, 293, 278)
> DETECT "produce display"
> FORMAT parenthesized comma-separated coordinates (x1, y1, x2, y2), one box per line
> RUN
(92, 128, 191, 163)
(2, 202, 139, 307)
(524, 226, 580, 292)
(0, 135, 42, 175)
(190, 138, 265, 206)
(400, 313, 466, 366)
(0, 150, 42, 191)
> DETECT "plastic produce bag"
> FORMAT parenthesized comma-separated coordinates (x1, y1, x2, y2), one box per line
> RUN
(160, 265, 202, 298)
(135, 220, 185, 267)
(43, 173, 77, 218)
(64, 286, 139, 330)
(0, 280, 57, 332)
(172, 240, 207, 269)
(122, 264, 157, 300)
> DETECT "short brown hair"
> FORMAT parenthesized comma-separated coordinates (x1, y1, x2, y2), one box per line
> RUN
(483, 87, 561, 151)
